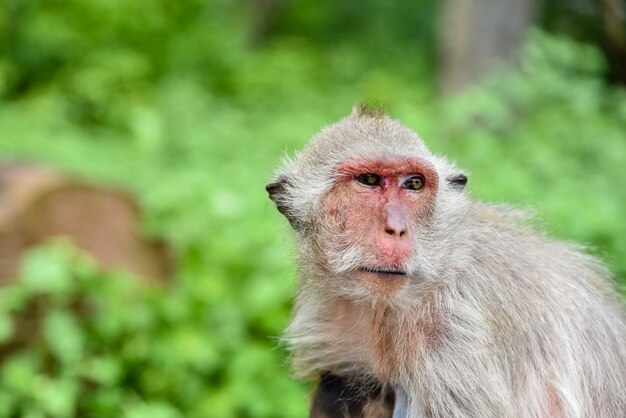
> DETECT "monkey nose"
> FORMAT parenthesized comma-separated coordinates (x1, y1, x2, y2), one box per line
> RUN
(383, 205, 408, 238)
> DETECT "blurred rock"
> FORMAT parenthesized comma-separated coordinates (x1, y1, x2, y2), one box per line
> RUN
(0, 163, 173, 283)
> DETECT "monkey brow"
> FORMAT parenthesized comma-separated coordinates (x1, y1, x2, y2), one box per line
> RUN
(335, 158, 437, 178)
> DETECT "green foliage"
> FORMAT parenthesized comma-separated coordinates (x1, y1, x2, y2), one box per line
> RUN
(438, 32, 626, 281)
(0, 1, 625, 416)
(0, 242, 307, 417)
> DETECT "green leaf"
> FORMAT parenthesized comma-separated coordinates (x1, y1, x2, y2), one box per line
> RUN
(78, 356, 122, 386)
(43, 310, 84, 366)
(1, 353, 39, 394)
(0, 390, 17, 417)
(0, 312, 14, 343)
(124, 401, 182, 418)
(33, 376, 78, 418)
(0, 286, 30, 313)
(22, 408, 46, 418)
(19, 244, 75, 296)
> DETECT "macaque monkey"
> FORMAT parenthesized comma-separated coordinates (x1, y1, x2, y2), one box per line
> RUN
(266, 107, 626, 418)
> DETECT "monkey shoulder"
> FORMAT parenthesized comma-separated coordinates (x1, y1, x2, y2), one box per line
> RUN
(466, 203, 611, 284)
(461, 202, 624, 321)
(461, 202, 625, 341)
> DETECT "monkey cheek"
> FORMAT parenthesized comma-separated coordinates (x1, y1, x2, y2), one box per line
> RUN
(324, 206, 348, 231)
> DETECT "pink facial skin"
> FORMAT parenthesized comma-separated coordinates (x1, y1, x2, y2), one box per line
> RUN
(324, 157, 439, 273)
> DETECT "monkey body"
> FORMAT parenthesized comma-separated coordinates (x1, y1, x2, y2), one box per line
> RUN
(267, 108, 626, 417)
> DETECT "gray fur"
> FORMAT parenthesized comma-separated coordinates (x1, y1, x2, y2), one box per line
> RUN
(267, 108, 626, 418)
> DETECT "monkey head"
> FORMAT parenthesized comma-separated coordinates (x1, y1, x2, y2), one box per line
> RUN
(267, 107, 471, 303)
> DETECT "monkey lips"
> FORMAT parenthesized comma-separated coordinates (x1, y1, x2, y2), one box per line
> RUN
(357, 266, 409, 295)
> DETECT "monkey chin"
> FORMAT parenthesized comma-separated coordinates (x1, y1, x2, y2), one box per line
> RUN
(357, 268, 408, 297)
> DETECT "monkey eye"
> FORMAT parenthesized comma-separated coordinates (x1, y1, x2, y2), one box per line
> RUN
(402, 175, 425, 191)
(355, 173, 383, 187)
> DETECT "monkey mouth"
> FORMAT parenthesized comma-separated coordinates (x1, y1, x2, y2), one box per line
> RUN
(359, 267, 407, 277)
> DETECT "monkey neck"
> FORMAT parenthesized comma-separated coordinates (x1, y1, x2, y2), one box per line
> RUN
(286, 289, 442, 384)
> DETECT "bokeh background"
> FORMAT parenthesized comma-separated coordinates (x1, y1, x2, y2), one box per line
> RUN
(0, 0, 625, 417)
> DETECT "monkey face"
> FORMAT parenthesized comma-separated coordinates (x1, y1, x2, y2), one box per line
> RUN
(314, 156, 440, 296)
(267, 109, 471, 300)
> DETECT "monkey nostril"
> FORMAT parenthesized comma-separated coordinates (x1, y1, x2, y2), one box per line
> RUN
(385, 228, 408, 237)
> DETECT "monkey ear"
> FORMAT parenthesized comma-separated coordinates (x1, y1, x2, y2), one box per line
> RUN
(446, 173, 468, 190)
(266, 175, 301, 229)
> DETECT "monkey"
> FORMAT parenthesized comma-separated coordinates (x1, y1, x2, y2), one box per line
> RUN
(309, 372, 395, 418)
(266, 106, 626, 418)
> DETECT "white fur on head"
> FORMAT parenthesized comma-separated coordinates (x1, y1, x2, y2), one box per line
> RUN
(267, 107, 468, 233)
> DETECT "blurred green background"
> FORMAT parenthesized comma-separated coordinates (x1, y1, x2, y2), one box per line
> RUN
(0, 0, 625, 417)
